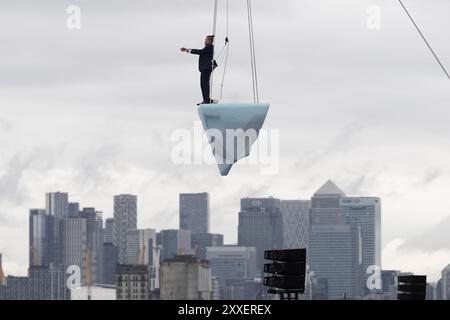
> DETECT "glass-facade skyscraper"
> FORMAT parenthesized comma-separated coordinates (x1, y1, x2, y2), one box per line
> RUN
(238, 197, 283, 275)
(309, 180, 381, 299)
(113, 194, 137, 264)
(179, 193, 210, 235)
(280, 200, 311, 250)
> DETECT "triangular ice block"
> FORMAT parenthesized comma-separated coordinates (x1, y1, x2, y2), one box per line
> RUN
(197, 103, 270, 176)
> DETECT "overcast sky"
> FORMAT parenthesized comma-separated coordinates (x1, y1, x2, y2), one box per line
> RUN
(0, 0, 449, 281)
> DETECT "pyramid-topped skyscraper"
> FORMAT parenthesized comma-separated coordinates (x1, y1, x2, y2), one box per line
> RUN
(313, 179, 346, 197)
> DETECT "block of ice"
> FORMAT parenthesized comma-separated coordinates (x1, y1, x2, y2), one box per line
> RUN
(197, 103, 270, 176)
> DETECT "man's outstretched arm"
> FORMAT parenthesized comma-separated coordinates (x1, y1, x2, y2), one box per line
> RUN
(189, 47, 205, 55)
(180, 46, 211, 55)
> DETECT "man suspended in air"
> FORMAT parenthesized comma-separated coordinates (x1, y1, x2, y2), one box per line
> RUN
(181, 35, 217, 105)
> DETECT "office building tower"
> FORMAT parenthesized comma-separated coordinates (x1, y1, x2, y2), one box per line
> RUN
(116, 264, 149, 300)
(191, 233, 224, 260)
(280, 200, 311, 249)
(79, 208, 104, 284)
(29, 209, 52, 267)
(160, 255, 212, 300)
(103, 243, 118, 285)
(45, 192, 70, 267)
(45, 192, 69, 218)
(113, 194, 137, 264)
(309, 180, 356, 300)
(126, 229, 156, 265)
(104, 218, 114, 244)
(159, 229, 192, 261)
(206, 246, 257, 299)
(180, 193, 210, 234)
(426, 283, 436, 300)
(238, 197, 283, 274)
(309, 223, 359, 299)
(309, 180, 382, 299)
(68, 202, 80, 218)
(440, 264, 450, 300)
(59, 218, 88, 282)
(340, 197, 381, 296)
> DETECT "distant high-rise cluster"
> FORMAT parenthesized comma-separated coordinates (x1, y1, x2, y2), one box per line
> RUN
(2, 181, 448, 300)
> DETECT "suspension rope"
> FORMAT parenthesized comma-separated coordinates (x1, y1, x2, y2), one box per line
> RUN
(247, 0, 260, 103)
(398, 0, 450, 81)
(219, 0, 230, 100)
(250, 0, 260, 103)
(210, 0, 219, 101)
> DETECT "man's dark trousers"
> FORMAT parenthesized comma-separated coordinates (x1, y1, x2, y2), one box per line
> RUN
(200, 70, 212, 103)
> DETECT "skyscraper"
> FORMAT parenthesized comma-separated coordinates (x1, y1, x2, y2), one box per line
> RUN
(45, 192, 69, 266)
(29, 209, 52, 266)
(309, 180, 356, 300)
(191, 233, 224, 260)
(79, 207, 104, 284)
(59, 217, 88, 282)
(180, 193, 210, 234)
(113, 194, 137, 264)
(440, 264, 450, 300)
(340, 197, 381, 296)
(104, 218, 114, 244)
(68, 202, 80, 218)
(45, 192, 69, 218)
(280, 200, 311, 250)
(309, 180, 381, 299)
(159, 229, 192, 261)
(206, 246, 257, 299)
(238, 197, 283, 274)
(126, 229, 156, 265)
(103, 218, 117, 285)
(102, 243, 118, 285)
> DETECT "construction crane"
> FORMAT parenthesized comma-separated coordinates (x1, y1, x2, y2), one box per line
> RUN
(138, 244, 146, 265)
(84, 248, 93, 300)
(31, 246, 40, 266)
(0, 254, 6, 285)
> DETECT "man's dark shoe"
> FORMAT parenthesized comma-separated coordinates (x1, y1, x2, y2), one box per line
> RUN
(197, 100, 211, 106)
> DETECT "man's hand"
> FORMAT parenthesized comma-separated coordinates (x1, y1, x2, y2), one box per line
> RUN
(180, 47, 189, 53)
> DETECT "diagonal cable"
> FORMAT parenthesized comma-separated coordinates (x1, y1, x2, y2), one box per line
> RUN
(398, 0, 450, 81)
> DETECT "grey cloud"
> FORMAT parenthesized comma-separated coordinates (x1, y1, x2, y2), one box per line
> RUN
(293, 120, 367, 170)
(418, 167, 443, 187)
(73, 143, 122, 193)
(0, 118, 12, 132)
(0, 154, 33, 206)
(401, 216, 450, 251)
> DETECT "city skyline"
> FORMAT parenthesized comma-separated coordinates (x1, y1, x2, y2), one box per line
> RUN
(3, 180, 441, 280)
(2, 182, 450, 300)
